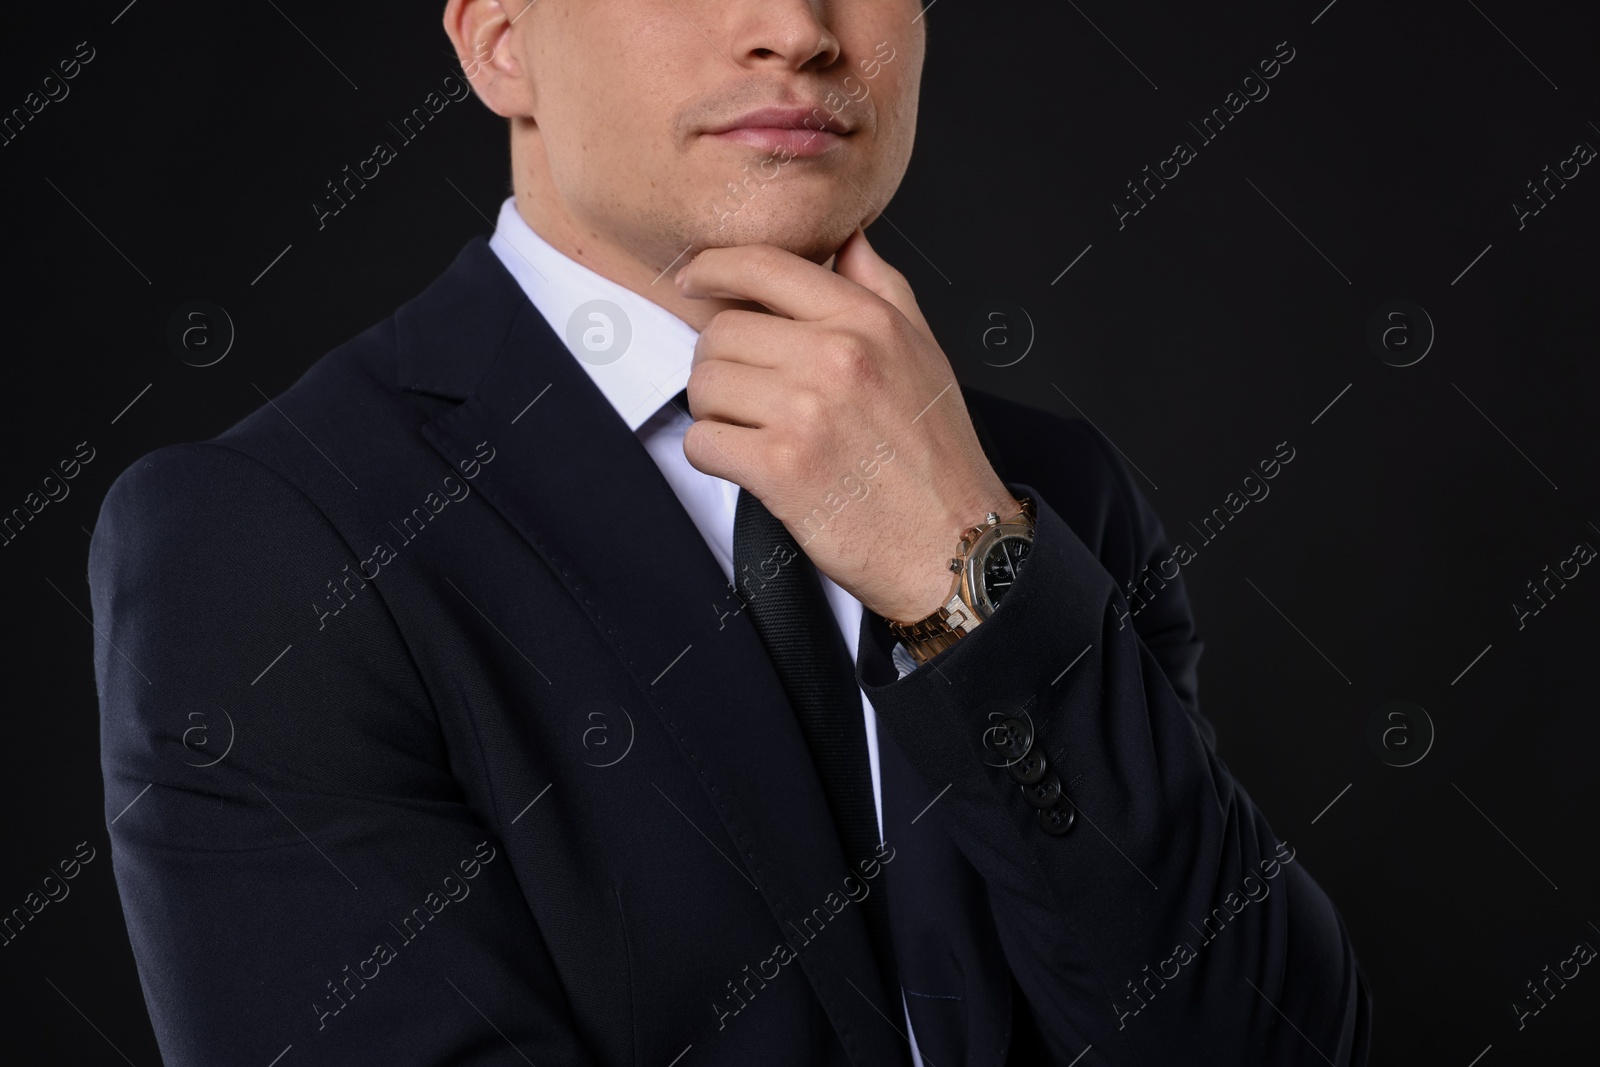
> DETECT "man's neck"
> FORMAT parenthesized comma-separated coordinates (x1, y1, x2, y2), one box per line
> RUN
(508, 187, 756, 333)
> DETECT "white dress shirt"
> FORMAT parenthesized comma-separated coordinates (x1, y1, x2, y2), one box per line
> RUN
(488, 197, 927, 1065)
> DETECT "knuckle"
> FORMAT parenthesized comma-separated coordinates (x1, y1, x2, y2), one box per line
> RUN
(682, 420, 717, 470)
(825, 333, 873, 382)
(791, 389, 826, 425)
(691, 361, 732, 410)
(769, 435, 815, 482)
(707, 308, 743, 341)
(695, 313, 730, 354)
(743, 246, 784, 285)
(683, 370, 705, 413)
(695, 315, 720, 349)
(868, 297, 906, 334)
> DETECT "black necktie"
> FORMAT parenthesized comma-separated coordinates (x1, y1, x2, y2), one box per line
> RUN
(697, 389, 900, 1015)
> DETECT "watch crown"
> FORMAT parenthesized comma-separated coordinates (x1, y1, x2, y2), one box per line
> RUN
(948, 557, 962, 573)
(985, 512, 1000, 526)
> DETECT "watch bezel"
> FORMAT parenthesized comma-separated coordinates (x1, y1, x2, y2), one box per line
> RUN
(964, 520, 1034, 618)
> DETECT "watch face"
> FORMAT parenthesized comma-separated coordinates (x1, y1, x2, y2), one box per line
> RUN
(979, 533, 1031, 610)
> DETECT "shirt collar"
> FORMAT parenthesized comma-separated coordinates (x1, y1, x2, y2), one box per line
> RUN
(487, 196, 698, 431)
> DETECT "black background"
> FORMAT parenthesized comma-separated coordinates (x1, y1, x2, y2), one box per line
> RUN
(3, 0, 1598, 1062)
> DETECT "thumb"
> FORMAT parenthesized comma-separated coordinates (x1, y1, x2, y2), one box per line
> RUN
(832, 226, 930, 334)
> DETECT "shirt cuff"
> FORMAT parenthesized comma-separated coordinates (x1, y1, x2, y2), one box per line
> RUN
(890, 640, 920, 680)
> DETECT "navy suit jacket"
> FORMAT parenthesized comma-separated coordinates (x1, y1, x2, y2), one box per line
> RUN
(90, 236, 1371, 1065)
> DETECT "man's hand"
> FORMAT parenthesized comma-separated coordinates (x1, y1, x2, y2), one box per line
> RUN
(676, 227, 1020, 624)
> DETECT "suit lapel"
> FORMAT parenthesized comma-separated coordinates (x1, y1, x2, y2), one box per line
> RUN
(401, 238, 909, 1065)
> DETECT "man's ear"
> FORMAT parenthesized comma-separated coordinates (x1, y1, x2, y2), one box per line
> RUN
(442, 0, 533, 118)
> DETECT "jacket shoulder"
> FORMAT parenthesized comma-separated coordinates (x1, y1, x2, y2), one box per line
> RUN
(961, 386, 1143, 566)
(88, 440, 354, 636)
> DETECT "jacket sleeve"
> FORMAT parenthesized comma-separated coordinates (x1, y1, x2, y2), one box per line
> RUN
(90, 443, 596, 1067)
(857, 424, 1371, 1066)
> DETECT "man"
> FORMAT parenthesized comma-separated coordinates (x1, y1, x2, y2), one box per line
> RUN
(89, 0, 1370, 1063)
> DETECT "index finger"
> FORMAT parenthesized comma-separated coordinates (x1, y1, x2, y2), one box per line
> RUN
(675, 243, 860, 322)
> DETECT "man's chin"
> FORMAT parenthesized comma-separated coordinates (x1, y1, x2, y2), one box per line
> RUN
(692, 209, 863, 266)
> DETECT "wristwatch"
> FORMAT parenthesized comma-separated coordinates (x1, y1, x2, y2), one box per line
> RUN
(888, 496, 1036, 664)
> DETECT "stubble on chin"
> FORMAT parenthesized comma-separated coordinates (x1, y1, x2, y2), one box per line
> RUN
(683, 197, 866, 266)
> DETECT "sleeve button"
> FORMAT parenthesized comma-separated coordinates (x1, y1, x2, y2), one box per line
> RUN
(1038, 798, 1077, 836)
(1022, 772, 1062, 809)
(987, 716, 1034, 760)
(1007, 749, 1048, 785)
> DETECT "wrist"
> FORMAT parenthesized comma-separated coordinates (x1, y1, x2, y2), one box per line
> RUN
(886, 490, 1026, 622)
(886, 492, 1035, 663)
(891, 555, 963, 625)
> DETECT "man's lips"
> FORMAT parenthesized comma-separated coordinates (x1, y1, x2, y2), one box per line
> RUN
(707, 105, 850, 136)
(704, 104, 851, 158)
